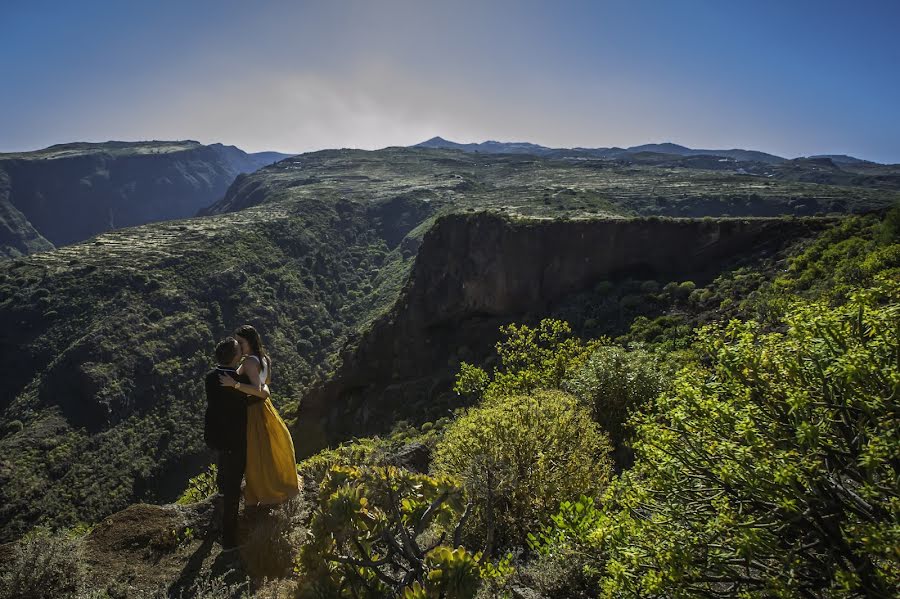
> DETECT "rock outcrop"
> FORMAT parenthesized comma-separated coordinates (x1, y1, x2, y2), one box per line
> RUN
(294, 213, 830, 455)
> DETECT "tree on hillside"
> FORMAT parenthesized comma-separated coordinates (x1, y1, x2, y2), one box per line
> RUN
(592, 277, 899, 597)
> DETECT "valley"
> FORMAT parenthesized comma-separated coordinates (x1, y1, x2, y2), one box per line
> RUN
(0, 143, 896, 598)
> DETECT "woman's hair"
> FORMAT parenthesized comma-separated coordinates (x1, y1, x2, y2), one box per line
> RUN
(234, 324, 270, 370)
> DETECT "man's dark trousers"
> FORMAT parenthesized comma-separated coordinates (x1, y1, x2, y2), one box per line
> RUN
(217, 447, 246, 547)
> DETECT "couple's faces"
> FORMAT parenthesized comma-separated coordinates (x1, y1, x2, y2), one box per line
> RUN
(236, 336, 250, 356)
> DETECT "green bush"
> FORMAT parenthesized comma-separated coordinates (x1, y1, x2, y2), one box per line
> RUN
(176, 463, 217, 504)
(564, 346, 667, 464)
(298, 465, 475, 598)
(677, 281, 696, 296)
(434, 390, 613, 551)
(878, 202, 900, 243)
(593, 277, 900, 597)
(454, 319, 601, 402)
(518, 496, 605, 597)
(639, 280, 660, 293)
(4, 420, 23, 436)
(0, 526, 87, 599)
(297, 433, 434, 485)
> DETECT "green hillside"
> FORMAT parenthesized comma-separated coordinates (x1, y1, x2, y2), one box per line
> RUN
(0, 146, 896, 599)
(0, 196, 419, 541)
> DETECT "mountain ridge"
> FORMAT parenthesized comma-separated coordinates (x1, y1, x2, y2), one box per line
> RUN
(414, 136, 887, 166)
(0, 141, 294, 257)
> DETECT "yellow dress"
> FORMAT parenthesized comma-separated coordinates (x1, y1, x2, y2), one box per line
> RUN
(243, 360, 300, 505)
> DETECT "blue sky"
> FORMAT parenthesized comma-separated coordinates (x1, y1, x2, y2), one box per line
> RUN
(2, 0, 899, 162)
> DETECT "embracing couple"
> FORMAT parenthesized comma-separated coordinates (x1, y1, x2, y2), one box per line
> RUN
(203, 324, 300, 549)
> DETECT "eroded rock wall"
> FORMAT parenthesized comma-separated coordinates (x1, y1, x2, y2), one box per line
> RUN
(294, 213, 829, 455)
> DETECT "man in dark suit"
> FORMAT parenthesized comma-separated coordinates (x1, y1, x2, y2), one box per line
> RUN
(204, 336, 255, 549)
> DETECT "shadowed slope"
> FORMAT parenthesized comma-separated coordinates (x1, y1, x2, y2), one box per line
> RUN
(0, 141, 292, 257)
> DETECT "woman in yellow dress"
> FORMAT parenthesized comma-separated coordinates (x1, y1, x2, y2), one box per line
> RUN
(220, 324, 300, 505)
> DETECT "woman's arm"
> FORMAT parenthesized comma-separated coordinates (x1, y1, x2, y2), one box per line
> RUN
(219, 358, 270, 399)
(218, 373, 271, 399)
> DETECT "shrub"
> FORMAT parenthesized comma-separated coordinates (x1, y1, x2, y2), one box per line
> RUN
(639, 280, 660, 293)
(433, 390, 613, 551)
(878, 201, 900, 243)
(519, 496, 605, 598)
(618, 294, 644, 310)
(564, 346, 667, 465)
(454, 319, 602, 402)
(189, 577, 250, 599)
(297, 436, 405, 485)
(176, 463, 218, 504)
(527, 495, 603, 555)
(594, 278, 900, 597)
(514, 547, 600, 599)
(677, 280, 696, 296)
(0, 526, 87, 599)
(298, 465, 475, 598)
(4, 420, 24, 435)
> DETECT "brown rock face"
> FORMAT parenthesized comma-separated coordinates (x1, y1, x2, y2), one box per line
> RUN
(294, 213, 829, 456)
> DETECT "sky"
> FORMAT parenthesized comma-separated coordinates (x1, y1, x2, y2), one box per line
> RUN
(1, 0, 899, 162)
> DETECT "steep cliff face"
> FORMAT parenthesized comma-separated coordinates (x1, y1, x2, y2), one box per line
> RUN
(0, 141, 291, 255)
(0, 170, 55, 258)
(294, 213, 829, 454)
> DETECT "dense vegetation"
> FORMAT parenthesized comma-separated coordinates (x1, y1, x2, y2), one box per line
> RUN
(286, 208, 898, 598)
(0, 141, 897, 597)
(5, 145, 881, 543)
(0, 196, 421, 542)
(1, 210, 897, 595)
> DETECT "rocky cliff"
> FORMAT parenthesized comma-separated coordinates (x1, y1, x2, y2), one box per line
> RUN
(0, 170, 55, 259)
(294, 213, 830, 454)
(0, 141, 292, 256)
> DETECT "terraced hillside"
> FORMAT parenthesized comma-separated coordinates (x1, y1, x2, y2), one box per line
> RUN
(415, 137, 900, 191)
(0, 145, 896, 543)
(0, 140, 292, 258)
(206, 147, 899, 219)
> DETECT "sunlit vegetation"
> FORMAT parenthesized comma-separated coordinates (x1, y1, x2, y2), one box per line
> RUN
(289, 208, 898, 598)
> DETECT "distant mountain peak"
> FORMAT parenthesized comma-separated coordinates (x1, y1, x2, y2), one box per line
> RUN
(412, 137, 789, 164)
(410, 137, 889, 166)
(627, 142, 692, 153)
(809, 154, 874, 165)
